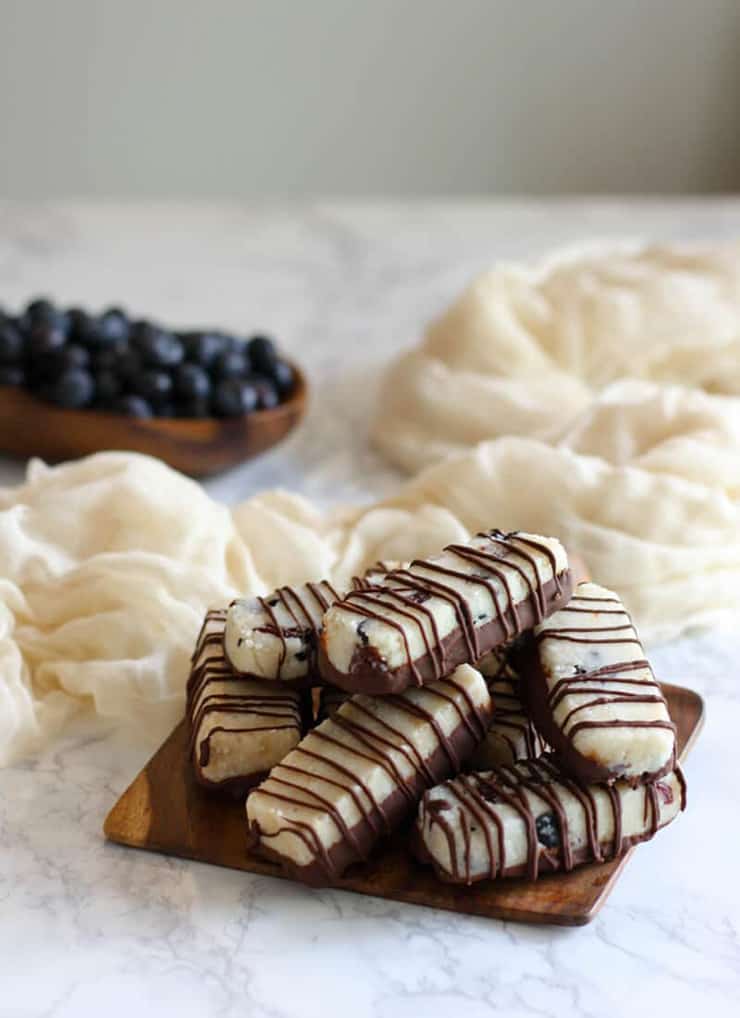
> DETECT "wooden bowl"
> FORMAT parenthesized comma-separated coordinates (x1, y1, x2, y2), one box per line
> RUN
(0, 363, 307, 478)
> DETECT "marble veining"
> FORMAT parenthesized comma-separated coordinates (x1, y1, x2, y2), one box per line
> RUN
(1, 201, 739, 1017)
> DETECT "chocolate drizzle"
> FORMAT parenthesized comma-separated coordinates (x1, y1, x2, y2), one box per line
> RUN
(186, 610, 307, 793)
(252, 580, 342, 681)
(316, 685, 350, 723)
(416, 755, 687, 885)
(320, 530, 572, 694)
(224, 567, 395, 686)
(523, 585, 676, 784)
(473, 647, 547, 767)
(247, 668, 494, 885)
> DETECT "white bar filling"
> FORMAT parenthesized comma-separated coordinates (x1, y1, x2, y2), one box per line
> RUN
(225, 565, 401, 682)
(188, 611, 305, 786)
(322, 532, 569, 675)
(417, 757, 685, 884)
(534, 582, 675, 780)
(247, 664, 492, 872)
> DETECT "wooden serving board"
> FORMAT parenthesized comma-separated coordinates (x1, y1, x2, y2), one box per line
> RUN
(104, 682, 703, 926)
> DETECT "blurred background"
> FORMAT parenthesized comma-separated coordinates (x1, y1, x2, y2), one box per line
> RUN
(1, 0, 739, 198)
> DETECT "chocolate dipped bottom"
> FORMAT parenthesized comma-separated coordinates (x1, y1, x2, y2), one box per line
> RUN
(471, 647, 546, 769)
(246, 664, 493, 885)
(187, 610, 309, 796)
(415, 756, 686, 884)
(315, 685, 350, 723)
(320, 530, 572, 695)
(224, 564, 401, 688)
(521, 582, 676, 786)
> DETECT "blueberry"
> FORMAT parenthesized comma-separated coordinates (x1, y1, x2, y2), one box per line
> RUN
(24, 300, 69, 336)
(137, 328, 184, 369)
(131, 368, 173, 405)
(102, 305, 128, 327)
(92, 347, 120, 372)
(479, 782, 498, 804)
(212, 378, 259, 417)
(130, 319, 156, 346)
(30, 344, 89, 386)
(47, 368, 95, 409)
(67, 308, 96, 346)
(176, 396, 211, 418)
(55, 343, 90, 372)
(0, 321, 24, 362)
(25, 355, 56, 386)
(93, 307, 130, 347)
(94, 369, 121, 404)
(248, 335, 278, 373)
(253, 376, 280, 410)
(0, 364, 24, 386)
(25, 297, 56, 321)
(270, 359, 294, 397)
(212, 349, 249, 380)
(112, 394, 154, 418)
(27, 321, 67, 359)
(535, 812, 560, 849)
(219, 335, 243, 356)
(174, 362, 211, 399)
(115, 348, 143, 383)
(180, 331, 227, 368)
(153, 401, 176, 418)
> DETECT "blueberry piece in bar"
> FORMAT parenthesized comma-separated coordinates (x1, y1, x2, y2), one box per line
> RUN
(246, 664, 493, 885)
(470, 646, 546, 769)
(319, 530, 572, 696)
(521, 582, 676, 785)
(187, 610, 309, 796)
(415, 755, 686, 884)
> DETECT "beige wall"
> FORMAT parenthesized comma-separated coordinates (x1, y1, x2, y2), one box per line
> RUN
(1, 0, 739, 197)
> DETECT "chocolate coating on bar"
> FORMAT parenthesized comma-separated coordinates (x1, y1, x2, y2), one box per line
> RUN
(247, 666, 493, 886)
(224, 566, 400, 688)
(316, 685, 350, 723)
(521, 584, 676, 785)
(415, 755, 687, 884)
(320, 530, 572, 694)
(471, 646, 546, 768)
(187, 610, 308, 796)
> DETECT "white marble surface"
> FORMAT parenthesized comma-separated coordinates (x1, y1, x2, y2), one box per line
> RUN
(1, 200, 739, 1017)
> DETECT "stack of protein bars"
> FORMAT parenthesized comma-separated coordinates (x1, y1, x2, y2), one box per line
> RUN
(186, 530, 685, 886)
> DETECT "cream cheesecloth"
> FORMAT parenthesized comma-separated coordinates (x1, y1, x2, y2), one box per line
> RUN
(0, 453, 468, 763)
(370, 243, 740, 638)
(3, 243, 740, 762)
(373, 243, 740, 469)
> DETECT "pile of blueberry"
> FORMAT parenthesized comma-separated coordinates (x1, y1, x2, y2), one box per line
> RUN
(0, 297, 295, 419)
